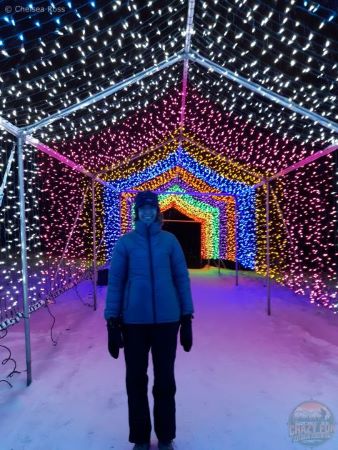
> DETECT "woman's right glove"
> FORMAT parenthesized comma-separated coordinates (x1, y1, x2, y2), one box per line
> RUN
(180, 314, 193, 352)
(106, 317, 124, 359)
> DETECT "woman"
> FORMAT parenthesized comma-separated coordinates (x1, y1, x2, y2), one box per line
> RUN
(104, 190, 194, 450)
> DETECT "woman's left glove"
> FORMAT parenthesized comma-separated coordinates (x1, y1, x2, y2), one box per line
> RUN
(106, 317, 124, 359)
(180, 314, 193, 352)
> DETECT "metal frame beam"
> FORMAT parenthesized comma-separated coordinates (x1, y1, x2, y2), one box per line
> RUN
(0, 117, 21, 137)
(2, 50, 336, 187)
(0, 142, 16, 207)
(26, 136, 106, 185)
(179, 0, 196, 143)
(97, 136, 180, 175)
(254, 144, 338, 188)
(1, 50, 336, 145)
(182, 135, 263, 180)
(99, 133, 263, 183)
(0, 118, 106, 185)
(189, 51, 338, 134)
(22, 53, 184, 134)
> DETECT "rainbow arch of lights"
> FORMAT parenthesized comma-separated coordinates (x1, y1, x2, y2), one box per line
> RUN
(103, 147, 256, 268)
(120, 179, 235, 260)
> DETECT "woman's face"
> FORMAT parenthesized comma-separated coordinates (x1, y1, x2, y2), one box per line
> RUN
(138, 205, 157, 225)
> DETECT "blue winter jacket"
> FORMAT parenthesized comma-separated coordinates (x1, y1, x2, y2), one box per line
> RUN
(104, 220, 194, 323)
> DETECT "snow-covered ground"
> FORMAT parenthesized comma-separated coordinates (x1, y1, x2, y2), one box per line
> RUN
(1, 267, 338, 450)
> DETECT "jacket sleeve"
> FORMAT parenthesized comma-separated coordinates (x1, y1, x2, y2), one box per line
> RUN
(170, 235, 194, 316)
(104, 238, 128, 320)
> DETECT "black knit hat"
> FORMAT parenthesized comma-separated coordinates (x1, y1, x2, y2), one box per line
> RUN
(135, 191, 159, 210)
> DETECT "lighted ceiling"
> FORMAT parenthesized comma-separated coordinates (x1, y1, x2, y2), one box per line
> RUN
(0, 0, 337, 149)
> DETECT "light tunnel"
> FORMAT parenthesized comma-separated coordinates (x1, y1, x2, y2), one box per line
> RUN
(102, 147, 256, 269)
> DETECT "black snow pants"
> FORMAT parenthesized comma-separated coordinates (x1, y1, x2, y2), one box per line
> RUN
(122, 322, 180, 444)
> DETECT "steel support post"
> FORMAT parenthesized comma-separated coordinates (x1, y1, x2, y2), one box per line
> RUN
(91, 179, 98, 311)
(17, 133, 32, 385)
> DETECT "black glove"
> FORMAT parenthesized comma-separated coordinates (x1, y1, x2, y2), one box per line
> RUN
(106, 317, 124, 359)
(180, 314, 193, 352)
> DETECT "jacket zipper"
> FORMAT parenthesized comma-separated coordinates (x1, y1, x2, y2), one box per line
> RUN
(147, 226, 157, 323)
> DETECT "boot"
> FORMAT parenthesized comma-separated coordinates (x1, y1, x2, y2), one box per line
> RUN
(158, 441, 174, 450)
(133, 444, 150, 450)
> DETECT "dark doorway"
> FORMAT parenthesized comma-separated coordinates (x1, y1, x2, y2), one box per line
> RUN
(162, 208, 202, 268)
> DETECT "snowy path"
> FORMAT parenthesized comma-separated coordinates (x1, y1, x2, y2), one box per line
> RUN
(1, 268, 338, 450)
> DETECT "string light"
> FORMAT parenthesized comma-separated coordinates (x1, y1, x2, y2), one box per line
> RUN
(0, 0, 336, 326)
(121, 182, 231, 260)
(102, 145, 255, 268)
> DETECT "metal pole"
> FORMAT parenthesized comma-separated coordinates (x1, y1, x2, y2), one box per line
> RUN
(17, 133, 32, 386)
(235, 198, 239, 286)
(51, 187, 88, 291)
(0, 118, 106, 185)
(91, 179, 98, 311)
(22, 53, 184, 134)
(189, 52, 338, 134)
(0, 143, 16, 207)
(266, 181, 271, 315)
(235, 257, 239, 286)
(179, 0, 196, 145)
(26, 136, 106, 185)
(254, 144, 338, 188)
(98, 136, 179, 176)
(183, 135, 262, 180)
